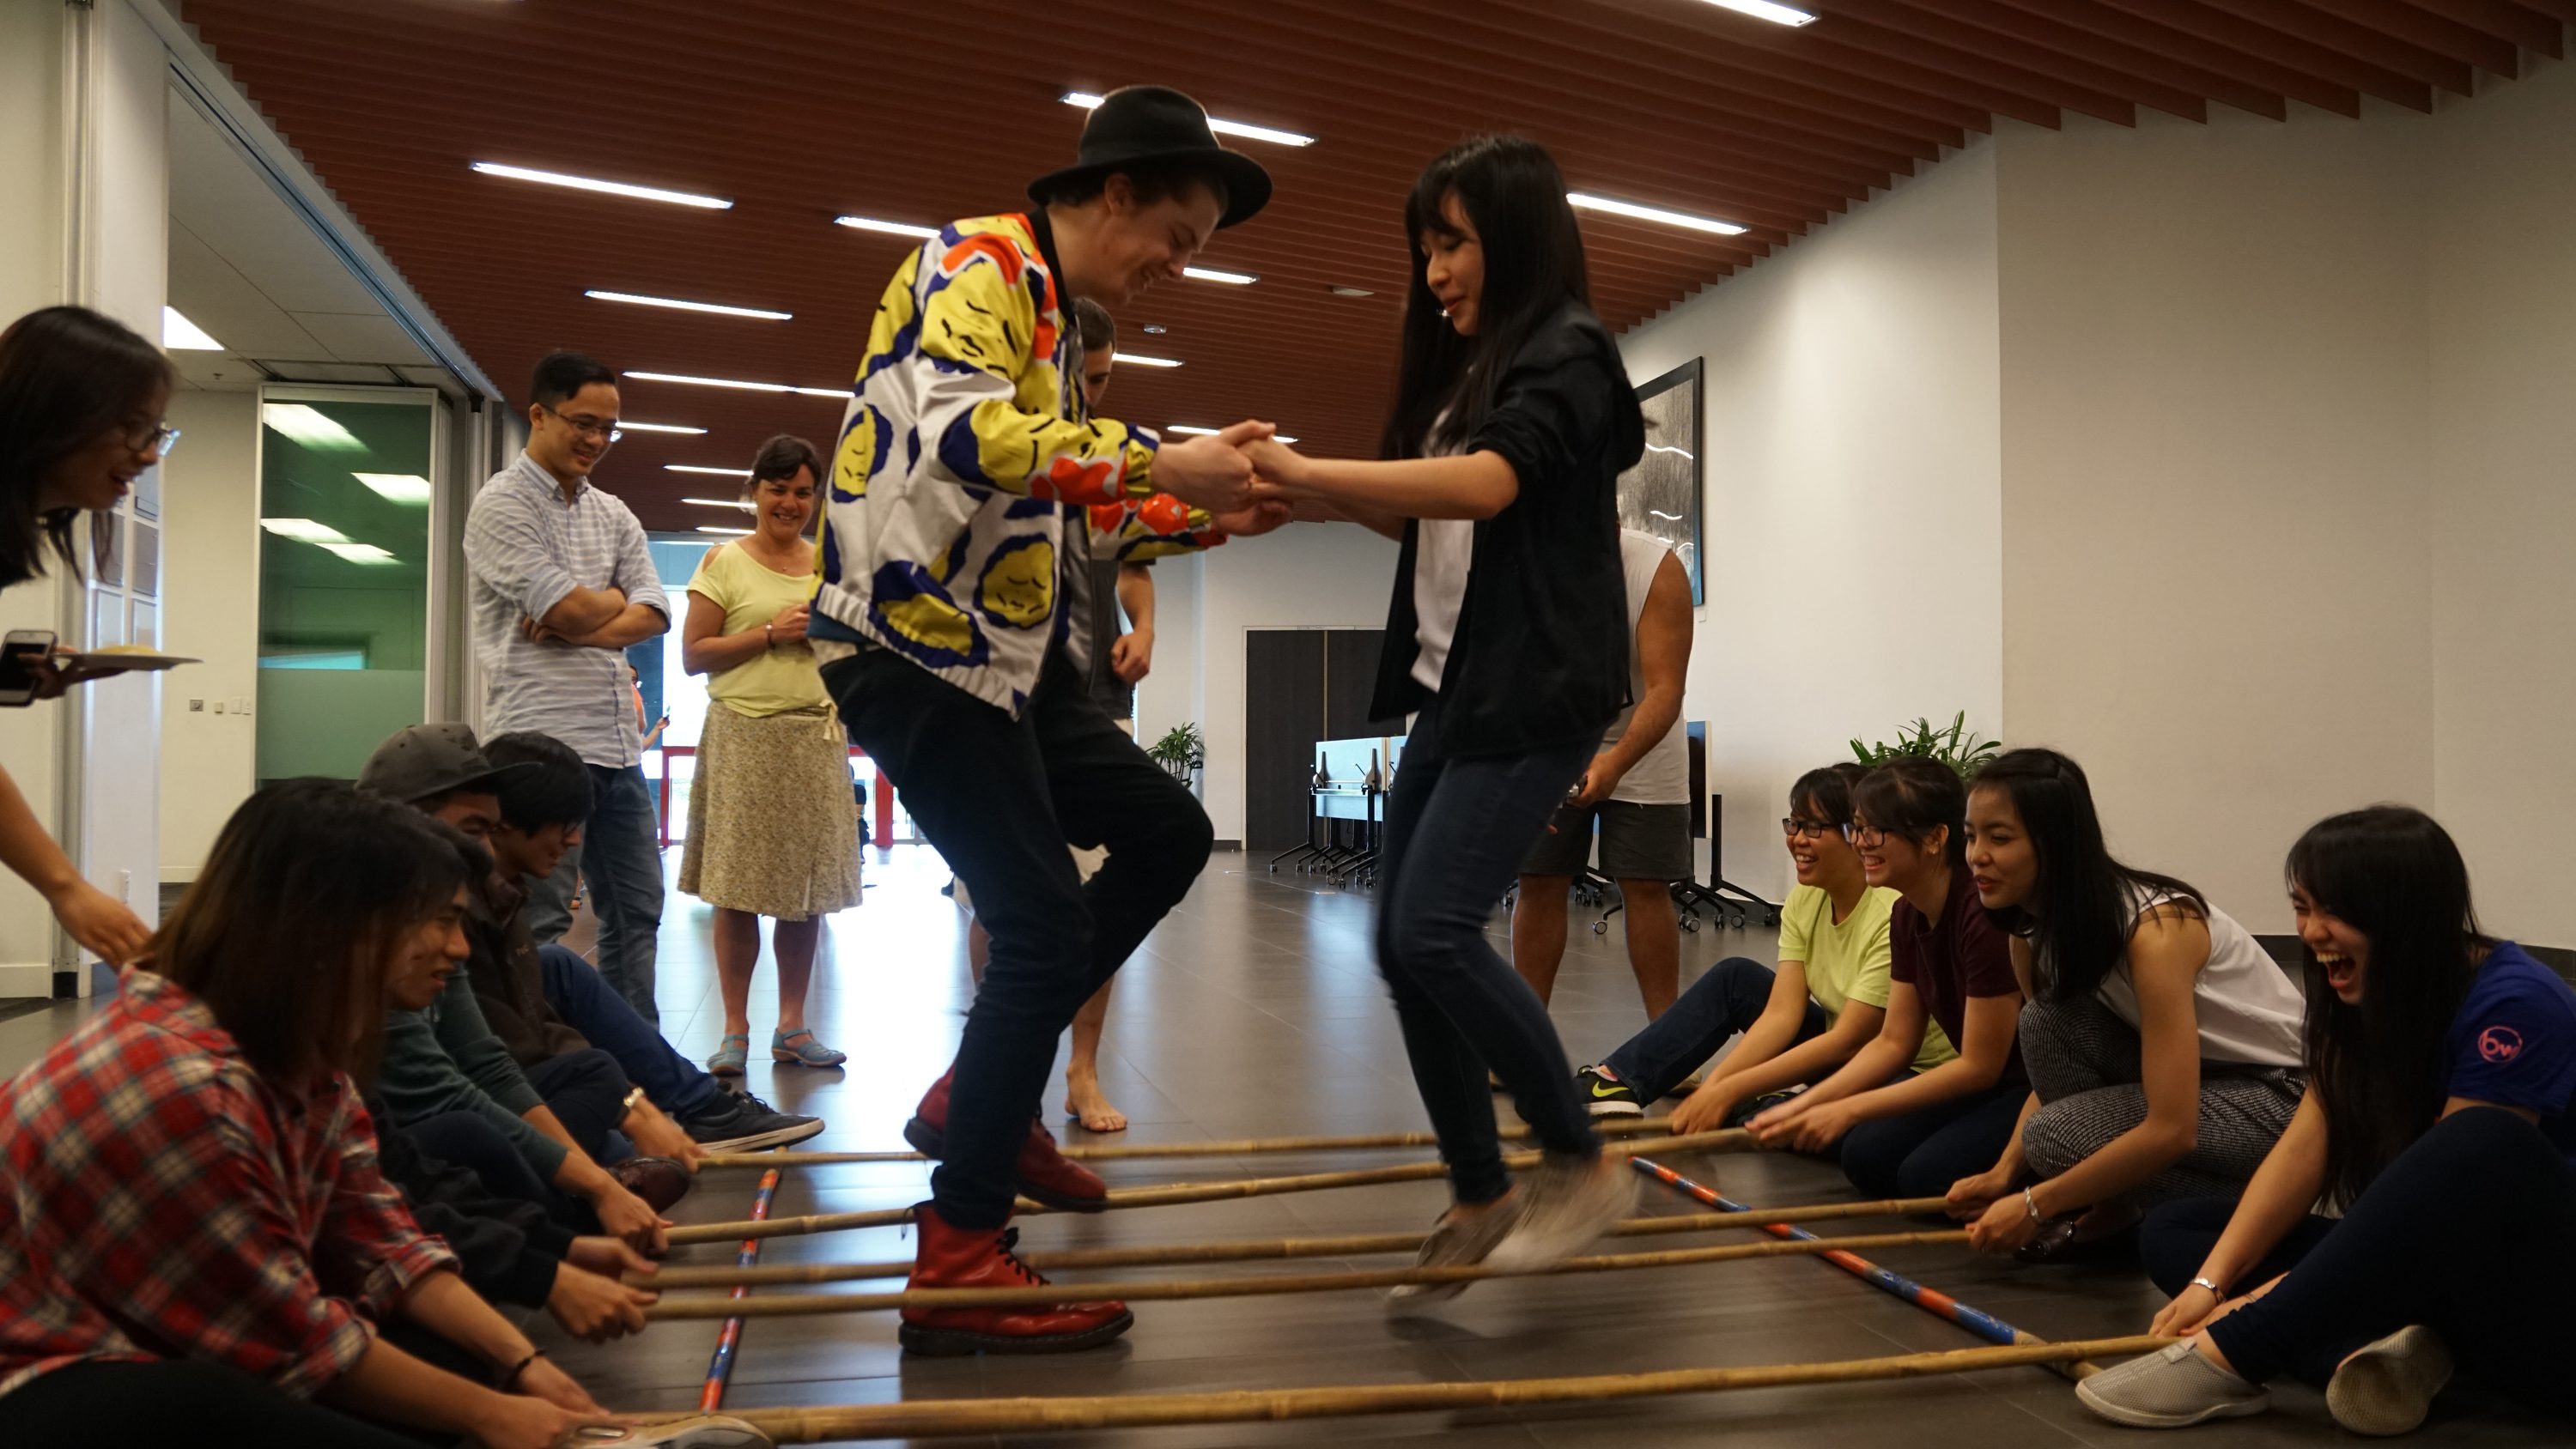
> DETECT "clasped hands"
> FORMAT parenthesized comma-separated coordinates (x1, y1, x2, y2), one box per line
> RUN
(1151, 420, 1316, 537)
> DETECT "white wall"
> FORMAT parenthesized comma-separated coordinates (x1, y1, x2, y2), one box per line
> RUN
(1619, 138, 2005, 905)
(157, 391, 262, 882)
(2426, 58, 2576, 947)
(1993, 106, 2436, 931)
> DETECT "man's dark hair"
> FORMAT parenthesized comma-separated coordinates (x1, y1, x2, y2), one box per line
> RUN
(530, 350, 616, 410)
(1034, 160, 1230, 218)
(1072, 298, 1116, 355)
(483, 731, 594, 832)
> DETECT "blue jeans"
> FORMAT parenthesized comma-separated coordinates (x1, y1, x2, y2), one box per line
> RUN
(404, 1108, 587, 1229)
(1377, 694, 1600, 1204)
(538, 943, 720, 1119)
(525, 764, 665, 1024)
(1601, 957, 1828, 1105)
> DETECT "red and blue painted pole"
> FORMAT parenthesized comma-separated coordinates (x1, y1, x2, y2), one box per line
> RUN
(698, 1166, 783, 1411)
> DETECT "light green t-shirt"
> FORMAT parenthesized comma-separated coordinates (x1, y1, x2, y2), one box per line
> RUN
(686, 542, 828, 717)
(1776, 882, 1955, 1075)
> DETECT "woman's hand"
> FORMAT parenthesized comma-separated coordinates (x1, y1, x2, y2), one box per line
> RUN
(1241, 436, 1309, 491)
(565, 1235, 659, 1282)
(1943, 1167, 2015, 1220)
(2150, 1282, 2224, 1339)
(47, 876, 151, 966)
(544, 1264, 656, 1343)
(767, 602, 810, 646)
(1667, 1079, 1741, 1137)
(467, 1390, 595, 1449)
(1965, 1194, 2043, 1254)
(584, 1180, 670, 1255)
(513, 1355, 604, 1415)
(1154, 422, 1269, 513)
(623, 1100, 703, 1170)
(1751, 1095, 1854, 1154)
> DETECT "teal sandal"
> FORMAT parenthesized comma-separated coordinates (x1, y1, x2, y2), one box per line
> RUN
(772, 1028, 847, 1069)
(707, 1034, 750, 1076)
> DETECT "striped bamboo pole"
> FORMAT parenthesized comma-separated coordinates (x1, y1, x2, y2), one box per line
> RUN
(628, 1335, 2173, 1440)
(695, 1167, 781, 1412)
(644, 1229, 1971, 1320)
(695, 1116, 1683, 1169)
(665, 1128, 1752, 1246)
(639, 1196, 1948, 1290)
(1632, 1158, 2104, 1382)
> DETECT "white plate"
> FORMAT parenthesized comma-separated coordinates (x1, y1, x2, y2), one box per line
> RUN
(69, 649, 199, 671)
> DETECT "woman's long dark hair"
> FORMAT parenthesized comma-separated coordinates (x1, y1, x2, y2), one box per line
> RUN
(2289, 806, 2489, 1210)
(1973, 749, 2205, 1003)
(0, 306, 173, 590)
(149, 779, 470, 1087)
(1381, 136, 1592, 460)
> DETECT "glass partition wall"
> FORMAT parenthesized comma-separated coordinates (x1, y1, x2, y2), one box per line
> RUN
(254, 385, 452, 781)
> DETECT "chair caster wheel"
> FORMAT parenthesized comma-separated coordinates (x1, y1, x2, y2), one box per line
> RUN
(1592, 920, 1608, 936)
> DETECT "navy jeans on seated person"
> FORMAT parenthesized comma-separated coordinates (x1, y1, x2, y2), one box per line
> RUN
(403, 1108, 587, 1231)
(523, 1045, 631, 1166)
(1376, 693, 1601, 1206)
(524, 763, 665, 1026)
(1600, 956, 1829, 1105)
(538, 943, 720, 1119)
(1838, 1080, 2028, 1202)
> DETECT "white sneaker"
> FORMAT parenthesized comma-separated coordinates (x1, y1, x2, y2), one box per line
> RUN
(1485, 1153, 1636, 1271)
(1384, 1197, 1522, 1317)
(2075, 1341, 2270, 1429)
(2328, 1325, 2452, 1436)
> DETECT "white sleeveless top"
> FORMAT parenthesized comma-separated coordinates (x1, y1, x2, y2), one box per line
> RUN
(2093, 888, 2304, 1069)
(1603, 530, 1687, 805)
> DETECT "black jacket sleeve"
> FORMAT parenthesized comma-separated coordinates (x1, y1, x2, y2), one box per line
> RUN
(368, 1094, 567, 1307)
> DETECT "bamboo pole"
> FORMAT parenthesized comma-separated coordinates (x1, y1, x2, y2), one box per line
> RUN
(645, 1229, 1971, 1320)
(630, 1335, 2172, 1440)
(640, 1196, 1949, 1290)
(665, 1128, 1752, 1246)
(695, 1116, 1682, 1169)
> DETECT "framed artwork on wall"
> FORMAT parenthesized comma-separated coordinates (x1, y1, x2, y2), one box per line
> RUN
(1615, 358, 1704, 605)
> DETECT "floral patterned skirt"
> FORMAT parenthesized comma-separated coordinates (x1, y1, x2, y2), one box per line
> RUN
(678, 703, 862, 920)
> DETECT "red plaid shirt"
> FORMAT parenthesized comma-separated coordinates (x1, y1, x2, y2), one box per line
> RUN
(0, 970, 456, 1401)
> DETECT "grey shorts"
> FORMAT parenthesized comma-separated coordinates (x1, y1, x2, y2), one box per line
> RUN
(1520, 800, 1692, 882)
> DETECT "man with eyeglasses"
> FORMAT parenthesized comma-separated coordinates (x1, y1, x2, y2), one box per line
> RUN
(463, 350, 672, 1024)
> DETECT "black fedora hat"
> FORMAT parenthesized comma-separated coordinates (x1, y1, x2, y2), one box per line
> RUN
(1027, 86, 1273, 230)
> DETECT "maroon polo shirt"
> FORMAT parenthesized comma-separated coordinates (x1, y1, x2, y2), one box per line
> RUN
(1888, 864, 2026, 1083)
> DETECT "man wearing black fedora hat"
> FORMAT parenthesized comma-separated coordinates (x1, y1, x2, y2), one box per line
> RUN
(806, 85, 1285, 1355)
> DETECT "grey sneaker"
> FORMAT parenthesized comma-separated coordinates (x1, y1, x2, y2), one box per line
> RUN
(1385, 1198, 1522, 1318)
(1485, 1152, 1637, 1271)
(2328, 1325, 2452, 1436)
(2075, 1340, 2271, 1429)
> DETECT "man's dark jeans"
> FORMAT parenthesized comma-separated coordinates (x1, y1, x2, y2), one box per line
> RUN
(525, 763, 665, 1024)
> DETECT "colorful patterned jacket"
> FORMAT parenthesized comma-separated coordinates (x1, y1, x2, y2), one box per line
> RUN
(815, 212, 1219, 714)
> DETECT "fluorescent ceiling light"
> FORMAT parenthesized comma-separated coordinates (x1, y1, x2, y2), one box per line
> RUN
(162, 306, 222, 350)
(471, 161, 731, 209)
(319, 542, 400, 565)
(1329, 285, 1376, 298)
(835, 215, 940, 239)
(585, 289, 791, 321)
(1166, 424, 1297, 444)
(696, 525, 753, 536)
(623, 370, 854, 399)
(1567, 191, 1747, 236)
(682, 497, 750, 508)
(1693, 0, 1818, 25)
(262, 403, 367, 452)
(665, 464, 752, 476)
(1115, 354, 1183, 368)
(352, 472, 434, 504)
(258, 518, 350, 543)
(1182, 266, 1257, 285)
(1060, 92, 1313, 148)
(616, 421, 706, 435)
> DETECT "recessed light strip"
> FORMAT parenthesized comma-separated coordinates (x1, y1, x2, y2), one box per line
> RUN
(666, 464, 752, 476)
(1115, 355, 1183, 369)
(682, 497, 750, 508)
(471, 161, 732, 209)
(1060, 92, 1313, 148)
(1566, 191, 1747, 237)
(623, 370, 854, 399)
(585, 289, 791, 321)
(835, 215, 941, 239)
(697, 525, 754, 536)
(1182, 266, 1257, 285)
(1695, 0, 1819, 26)
(617, 421, 707, 435)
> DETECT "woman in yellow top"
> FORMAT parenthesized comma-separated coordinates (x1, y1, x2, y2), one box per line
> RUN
(680, 434, 863, 1075)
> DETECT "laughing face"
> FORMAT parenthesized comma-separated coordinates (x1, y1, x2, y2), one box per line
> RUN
(1087, 175, 1222, 308)
(1784, 791, 1860, 889)
(46, 386, 173, 514)
(384, 886, 472, 1013)
(2292, 881, 2370, 1003)
(1420, 191, 1486, 336)
(751, 465, 817, 543)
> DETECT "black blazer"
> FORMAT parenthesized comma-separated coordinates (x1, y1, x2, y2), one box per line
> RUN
(1370, 300, 1645, 758)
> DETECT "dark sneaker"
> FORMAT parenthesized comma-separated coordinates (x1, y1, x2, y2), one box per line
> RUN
(682, 1089, 824, 1153)
(609, 1155, 692, 1212)
(1385, 1197, 1522, 1318)
(1577, 1065, 1645, 1118)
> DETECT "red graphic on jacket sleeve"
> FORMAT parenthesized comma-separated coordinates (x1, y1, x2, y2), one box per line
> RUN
(2479, 1025, 2524, 1064)
(1034, 454, 1119, 506)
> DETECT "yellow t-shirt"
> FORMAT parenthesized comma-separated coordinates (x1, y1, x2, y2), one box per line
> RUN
(1776, 882, 1956, 1075)
(686, 542, 827, 717)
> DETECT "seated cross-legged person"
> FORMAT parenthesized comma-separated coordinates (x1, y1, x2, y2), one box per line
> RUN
(1747, 756, 2030, 1201)
(1945, 749, 2305, 1263)
(478, 732, 824, 1155)
(1578, 763, 1954, 1133)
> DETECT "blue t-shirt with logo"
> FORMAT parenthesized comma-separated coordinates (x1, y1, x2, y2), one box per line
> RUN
(2444, 943, 2576, 1160)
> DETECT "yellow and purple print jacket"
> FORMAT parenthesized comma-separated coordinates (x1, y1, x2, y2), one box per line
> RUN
(814, 212, 1219, 715)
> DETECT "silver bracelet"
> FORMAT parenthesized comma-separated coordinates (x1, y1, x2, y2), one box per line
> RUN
(2021, 1185, 2042, 1222)
(2190, 1275, 2227, 1297)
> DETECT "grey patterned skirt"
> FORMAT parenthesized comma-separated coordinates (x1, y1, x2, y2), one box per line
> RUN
(678, 702, 863, 920)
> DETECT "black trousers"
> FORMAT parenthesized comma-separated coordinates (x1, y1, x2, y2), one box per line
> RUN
(821, 646, 1212, 1228)
(5, 1361, 427, 1447)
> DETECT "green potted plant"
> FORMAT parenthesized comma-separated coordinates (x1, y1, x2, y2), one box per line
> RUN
(1145, 722, 1206, 789)
(1850, 710, 2002, 779)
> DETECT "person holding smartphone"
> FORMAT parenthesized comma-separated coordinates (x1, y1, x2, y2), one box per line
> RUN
(0, 306, 173, 967)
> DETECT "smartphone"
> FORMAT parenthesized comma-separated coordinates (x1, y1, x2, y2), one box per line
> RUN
(0, 629, 56, 707)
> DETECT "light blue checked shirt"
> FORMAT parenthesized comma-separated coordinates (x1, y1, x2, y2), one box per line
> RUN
(463, 453, 669, 767)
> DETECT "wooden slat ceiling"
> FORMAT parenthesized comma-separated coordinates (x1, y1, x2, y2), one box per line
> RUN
(179, 0, 2566, 532)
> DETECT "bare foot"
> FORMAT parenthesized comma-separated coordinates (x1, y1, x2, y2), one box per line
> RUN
(1066, 1072, 1127, 1133)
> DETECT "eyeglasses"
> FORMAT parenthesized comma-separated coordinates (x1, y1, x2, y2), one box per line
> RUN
(1780, 818, 1838, 841)
(125, 421, 180, 458)
(541, 405, 623, 445)
(1846, 824, 1889, 848)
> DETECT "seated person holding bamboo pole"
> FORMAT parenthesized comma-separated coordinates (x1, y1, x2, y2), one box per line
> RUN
(1942, 749, 2304, 1263)
(2080, 806, 2576, 1435)
(1577, 762, 1953, 1131)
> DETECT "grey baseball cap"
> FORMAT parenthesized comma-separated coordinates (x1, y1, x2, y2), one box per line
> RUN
(358, 722, 532, 804)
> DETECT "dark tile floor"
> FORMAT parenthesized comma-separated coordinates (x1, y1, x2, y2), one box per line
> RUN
(8, 846, 2556, 1446)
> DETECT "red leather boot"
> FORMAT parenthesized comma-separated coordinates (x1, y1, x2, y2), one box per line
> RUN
(902, 1068, 1108, 1210)
(897, 1202, 1133, 1355)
